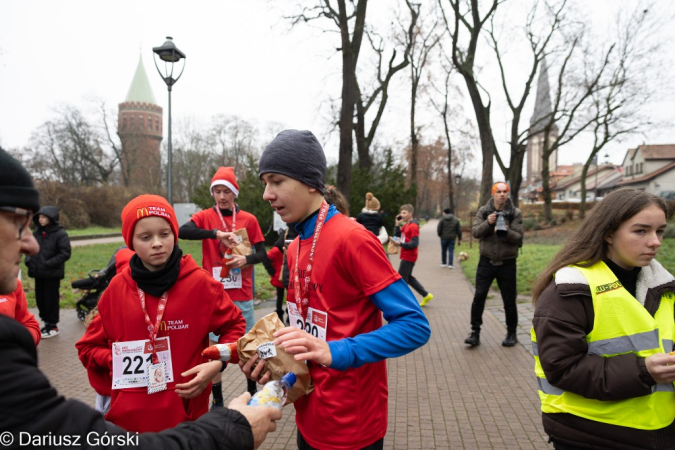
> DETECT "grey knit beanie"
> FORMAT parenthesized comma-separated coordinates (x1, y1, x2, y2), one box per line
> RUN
(259, 130, 326, 194)
(0, 147, 40, 212)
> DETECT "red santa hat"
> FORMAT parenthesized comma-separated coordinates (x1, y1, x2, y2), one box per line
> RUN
(210, 166, 239, 198)
(121, 194, 179, 250)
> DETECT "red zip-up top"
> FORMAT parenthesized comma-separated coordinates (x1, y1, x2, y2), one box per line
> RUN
(399, 221, 419, 262)
(266, 246, 284, 289)
(189, 208, 264, 301)
(75, 255, 246, 433)
(0, 280, 40, 345)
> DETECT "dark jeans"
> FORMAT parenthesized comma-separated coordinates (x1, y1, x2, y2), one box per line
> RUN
(275, 287, 285, 322)
(470, 256, 518, 333)
(398, 260, 429, 297)
(440, 239, 456, 265)
(35, 277, 61, 326)
(297, 431, 383, 450)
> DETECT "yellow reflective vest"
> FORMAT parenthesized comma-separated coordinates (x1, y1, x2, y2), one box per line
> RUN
(532, 261, 675, 430)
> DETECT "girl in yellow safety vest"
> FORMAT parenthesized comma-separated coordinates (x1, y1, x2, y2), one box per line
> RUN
(532, 187, 675, 450)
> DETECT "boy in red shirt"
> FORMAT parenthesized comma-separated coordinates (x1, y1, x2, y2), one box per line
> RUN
(0, 279, 40, 345)
(179, 166, 273, 402)
(244, 129, 431, 450)
(76, 194, 246, 433)
(390, 204, 434, 306)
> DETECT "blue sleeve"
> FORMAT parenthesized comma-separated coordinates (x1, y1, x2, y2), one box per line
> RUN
(328, 279, 431, 370)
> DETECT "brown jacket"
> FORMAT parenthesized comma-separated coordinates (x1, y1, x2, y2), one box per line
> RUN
(471, 197, 523, 264)
(533, 260, 675, 449)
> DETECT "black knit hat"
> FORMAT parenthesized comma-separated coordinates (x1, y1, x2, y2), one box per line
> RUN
(0, 147, 40, 212)
(259, 130, 326, 194)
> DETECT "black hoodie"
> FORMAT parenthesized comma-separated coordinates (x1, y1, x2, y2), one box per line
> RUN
(25, 205, 71, 279)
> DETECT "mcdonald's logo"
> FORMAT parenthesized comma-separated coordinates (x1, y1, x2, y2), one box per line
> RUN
(159, 321, 167, 331)
(137, 207, 150, 219)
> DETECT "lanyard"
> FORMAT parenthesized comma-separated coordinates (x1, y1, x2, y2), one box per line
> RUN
(293, 200, 329, 323)
(215, 204, 237, 232)
(137, 288, 168, 364)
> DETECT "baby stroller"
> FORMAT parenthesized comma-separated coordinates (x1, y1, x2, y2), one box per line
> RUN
(72, 246, 128, 321)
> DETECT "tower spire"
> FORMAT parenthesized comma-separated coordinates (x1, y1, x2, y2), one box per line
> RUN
(125, 54, 157, 105)
(530, 57, 554, 134)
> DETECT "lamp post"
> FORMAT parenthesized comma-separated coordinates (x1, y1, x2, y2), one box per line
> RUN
(454, 173, 462, 216)
(152, 36, 186, 205)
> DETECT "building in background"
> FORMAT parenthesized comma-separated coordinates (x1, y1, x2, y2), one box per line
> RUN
(118, 55, 163, 192)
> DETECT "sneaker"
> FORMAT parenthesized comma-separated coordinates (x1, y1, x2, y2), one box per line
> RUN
(439, 264, 447, 267)
(448, 265, 454, 269)
(41, 326, 59, 339)
(420, 293, 434, 307)
(211, 399, 224, 410)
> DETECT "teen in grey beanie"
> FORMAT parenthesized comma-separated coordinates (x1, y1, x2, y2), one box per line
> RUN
(258, 130, 326, 193)
(0, 147, 40, 212)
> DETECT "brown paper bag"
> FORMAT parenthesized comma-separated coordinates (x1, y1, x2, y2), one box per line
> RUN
(231, 228, 252, 257)
(386, 240, 399, 255)
(237, 312, 312, 404)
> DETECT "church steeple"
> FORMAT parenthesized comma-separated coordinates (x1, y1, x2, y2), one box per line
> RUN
(530, 57, 555, 134)
(525, 57, 559, 189)
(125, 54, 157, 105)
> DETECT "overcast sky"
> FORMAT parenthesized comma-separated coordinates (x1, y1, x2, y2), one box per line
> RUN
(1, 1, 674, 177)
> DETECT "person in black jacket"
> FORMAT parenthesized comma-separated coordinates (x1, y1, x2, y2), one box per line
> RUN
(0, 146, 282, 450)
(25, 205, 71, 338)
(436, 208, 462, 268)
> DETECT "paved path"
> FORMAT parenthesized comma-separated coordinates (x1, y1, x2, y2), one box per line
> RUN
(34, 220, 549, 449)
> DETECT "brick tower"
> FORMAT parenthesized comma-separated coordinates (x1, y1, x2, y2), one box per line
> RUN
(118, 55, 163, 191)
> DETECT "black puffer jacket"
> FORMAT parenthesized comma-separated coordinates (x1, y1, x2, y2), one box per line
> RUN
(25, 206, 71, 279)
(0, 314, 255, 450)
(356, 209, 384, 237)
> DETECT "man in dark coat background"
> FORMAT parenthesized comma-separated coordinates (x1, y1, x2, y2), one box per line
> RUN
(436, 208, 462, 269)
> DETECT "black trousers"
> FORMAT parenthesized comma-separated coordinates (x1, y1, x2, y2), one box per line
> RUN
(398, 260, 429, 297)
(470, 256, 518, 333)
(297, 431, 383, 450)
(35, 278, 61, 326)
(275, 287, 285, 322)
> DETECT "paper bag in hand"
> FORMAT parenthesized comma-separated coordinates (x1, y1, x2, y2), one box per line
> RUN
(237, 312, 312, 404)
(386, 239, 399, 255)
(231, 228, 252, 257)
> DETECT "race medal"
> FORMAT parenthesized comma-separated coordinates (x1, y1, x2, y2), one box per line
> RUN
(147, 360, 168, 394)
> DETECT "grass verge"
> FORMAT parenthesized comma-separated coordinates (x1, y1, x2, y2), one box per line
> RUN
(20, 239, 277, 309)
(459, 239, 675, 297)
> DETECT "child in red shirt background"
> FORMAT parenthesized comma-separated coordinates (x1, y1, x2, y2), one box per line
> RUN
(391, 203, 434, 307)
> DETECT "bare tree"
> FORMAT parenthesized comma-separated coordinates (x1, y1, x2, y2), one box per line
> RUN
(438, 0, 501, 205)
(399, 0, 443, 202)
(285, 0, 368, 199)
(488, 0, 567, 205)
(577, 4, 664, 216)
(538, 31, 615, 221)
(30, 105, 118, 186)
(354, 14, 413, 172)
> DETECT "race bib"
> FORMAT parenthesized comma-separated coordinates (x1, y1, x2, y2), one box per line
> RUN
(212, 267, 243, 289)
(288, 303, 328, 342)
(112, 337, 173, 389)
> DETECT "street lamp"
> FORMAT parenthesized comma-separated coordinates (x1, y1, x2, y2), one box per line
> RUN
(152, 36, 186, 205)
